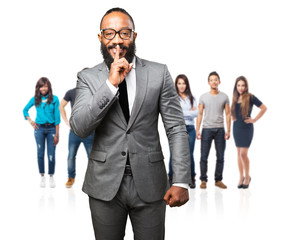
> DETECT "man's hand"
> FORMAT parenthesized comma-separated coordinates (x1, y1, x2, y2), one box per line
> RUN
(65, 120, 70, 128)
(163, 186, 189, 207)
(196, 130, 201, 140)
(225, 131, 230, 140)
(108, 45, 133, 87)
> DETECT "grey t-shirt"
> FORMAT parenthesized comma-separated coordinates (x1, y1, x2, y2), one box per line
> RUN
(63, 88, 76, 109)
(199, 91, 229, 128)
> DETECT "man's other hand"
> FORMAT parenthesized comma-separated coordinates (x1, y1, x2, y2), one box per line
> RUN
(163, 186, 189, 207)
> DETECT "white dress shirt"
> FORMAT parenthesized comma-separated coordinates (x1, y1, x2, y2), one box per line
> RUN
(105, 56, 136, 114)
(106, 57, 188, 189)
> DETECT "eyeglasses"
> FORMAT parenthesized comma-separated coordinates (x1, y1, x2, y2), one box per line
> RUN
(101, 28, 134, 40)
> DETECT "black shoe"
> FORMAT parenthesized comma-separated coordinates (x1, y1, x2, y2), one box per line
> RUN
(242, 177, 251, 189)
(189, 176, 196, 189)
(237, 177, 245, 189)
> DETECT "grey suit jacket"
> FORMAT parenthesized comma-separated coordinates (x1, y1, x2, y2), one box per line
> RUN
(70, 57, 190, 203)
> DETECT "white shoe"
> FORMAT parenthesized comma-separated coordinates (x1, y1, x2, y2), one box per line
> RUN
(49, 176, 56, 188)
(40, 176, 46, 188)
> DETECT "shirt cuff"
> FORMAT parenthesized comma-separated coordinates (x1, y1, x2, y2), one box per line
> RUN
(173, 183, 189, 189)
(106, 79, 118, 95)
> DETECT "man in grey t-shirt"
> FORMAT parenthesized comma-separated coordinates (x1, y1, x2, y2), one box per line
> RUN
(196, 71, 231, 189)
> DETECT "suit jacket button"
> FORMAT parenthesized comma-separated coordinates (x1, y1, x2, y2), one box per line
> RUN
(121, 151, 126, 156)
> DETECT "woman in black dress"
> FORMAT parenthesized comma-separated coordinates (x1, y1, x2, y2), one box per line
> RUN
(231, 76, 267, 189)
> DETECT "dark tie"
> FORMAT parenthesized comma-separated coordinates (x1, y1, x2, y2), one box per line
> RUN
(118, 79, 130, 123)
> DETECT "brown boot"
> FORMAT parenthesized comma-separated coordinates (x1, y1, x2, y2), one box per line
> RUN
(215, 181, 227, 189)
(200, 181, 207, 189)
(65, 178, 75, 188)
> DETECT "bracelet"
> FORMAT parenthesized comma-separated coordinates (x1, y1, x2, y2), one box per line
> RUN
(28, 119, 33, 124)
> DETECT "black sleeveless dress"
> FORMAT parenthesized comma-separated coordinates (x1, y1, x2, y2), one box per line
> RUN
(233, 95, 262, 147)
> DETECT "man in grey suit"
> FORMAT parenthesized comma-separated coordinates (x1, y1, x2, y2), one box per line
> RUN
(70, 7, 190, 240)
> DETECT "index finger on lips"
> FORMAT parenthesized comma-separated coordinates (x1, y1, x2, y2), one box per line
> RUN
(114, 45, 120, 62)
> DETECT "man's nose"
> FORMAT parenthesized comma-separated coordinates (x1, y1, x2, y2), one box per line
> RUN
(112, 32, 123, 44)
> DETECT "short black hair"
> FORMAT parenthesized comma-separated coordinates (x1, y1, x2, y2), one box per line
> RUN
(100, 7, 135, 30)
(208, 71, 220, 81)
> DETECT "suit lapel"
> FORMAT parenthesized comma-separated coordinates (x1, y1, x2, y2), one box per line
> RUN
(127, 57, 148, 131)
(97, 62, 127, 127)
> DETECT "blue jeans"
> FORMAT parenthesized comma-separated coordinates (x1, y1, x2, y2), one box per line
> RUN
(200, 128, 226, 182)
(67, 130, 94, 178)
(34, 124, 56, 175)
(169, 125, 196, 177)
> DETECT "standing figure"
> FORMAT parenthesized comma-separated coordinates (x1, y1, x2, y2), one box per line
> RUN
(23, 77, 60, 188)
(70, 8, 190, 240)
(231, 76, 267, 189)
(169, 74, 198, 188)
(59, 88, 94, 188)
(196, 71, 231, 189)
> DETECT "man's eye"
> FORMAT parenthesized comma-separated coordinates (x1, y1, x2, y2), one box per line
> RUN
(120, 31, 131, 38)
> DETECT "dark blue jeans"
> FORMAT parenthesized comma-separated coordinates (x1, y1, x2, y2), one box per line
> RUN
(200, 128, 226, 182)
(169, 125, 196, 177)
(34, 124, 56, 175)
(67, 130, 94, 178)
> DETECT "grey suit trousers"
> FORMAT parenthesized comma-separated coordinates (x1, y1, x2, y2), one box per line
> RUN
(89, 174, 166, 240)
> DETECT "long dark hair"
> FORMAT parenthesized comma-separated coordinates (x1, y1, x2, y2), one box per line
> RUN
(175, 74, 194, 107)
(34, 77, 53, 107)
(231, 76, 251, 119)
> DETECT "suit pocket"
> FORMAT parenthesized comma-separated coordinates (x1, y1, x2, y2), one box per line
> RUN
(148, 151, 164, 163)
(90, 150, 107, 163)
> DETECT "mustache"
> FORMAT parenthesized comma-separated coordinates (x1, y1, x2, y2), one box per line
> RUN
(107, 44, 129, 50)
(101, 41, 136, 70)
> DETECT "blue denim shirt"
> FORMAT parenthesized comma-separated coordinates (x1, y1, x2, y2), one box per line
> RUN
(23, 94, 61, 125)
(179, 95, 198, 126)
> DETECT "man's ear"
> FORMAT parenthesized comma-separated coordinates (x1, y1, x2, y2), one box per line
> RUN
(98, 33, 102, 42)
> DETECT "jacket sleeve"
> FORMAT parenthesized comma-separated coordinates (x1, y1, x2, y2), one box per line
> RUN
(159, 65, 191, 184)
(69, 71, 118, 138)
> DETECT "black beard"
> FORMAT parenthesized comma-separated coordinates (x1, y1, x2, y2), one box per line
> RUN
(100, 41, 136, 69)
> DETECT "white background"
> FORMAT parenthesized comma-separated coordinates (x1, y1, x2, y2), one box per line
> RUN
(1, 0, 291, 239)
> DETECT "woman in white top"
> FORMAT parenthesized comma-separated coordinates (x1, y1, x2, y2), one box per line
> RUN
(168, 74, 198, 188)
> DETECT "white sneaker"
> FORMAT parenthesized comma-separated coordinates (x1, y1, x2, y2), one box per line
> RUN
(40, 176, 46, 188)
(49, 176, 56, 188)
